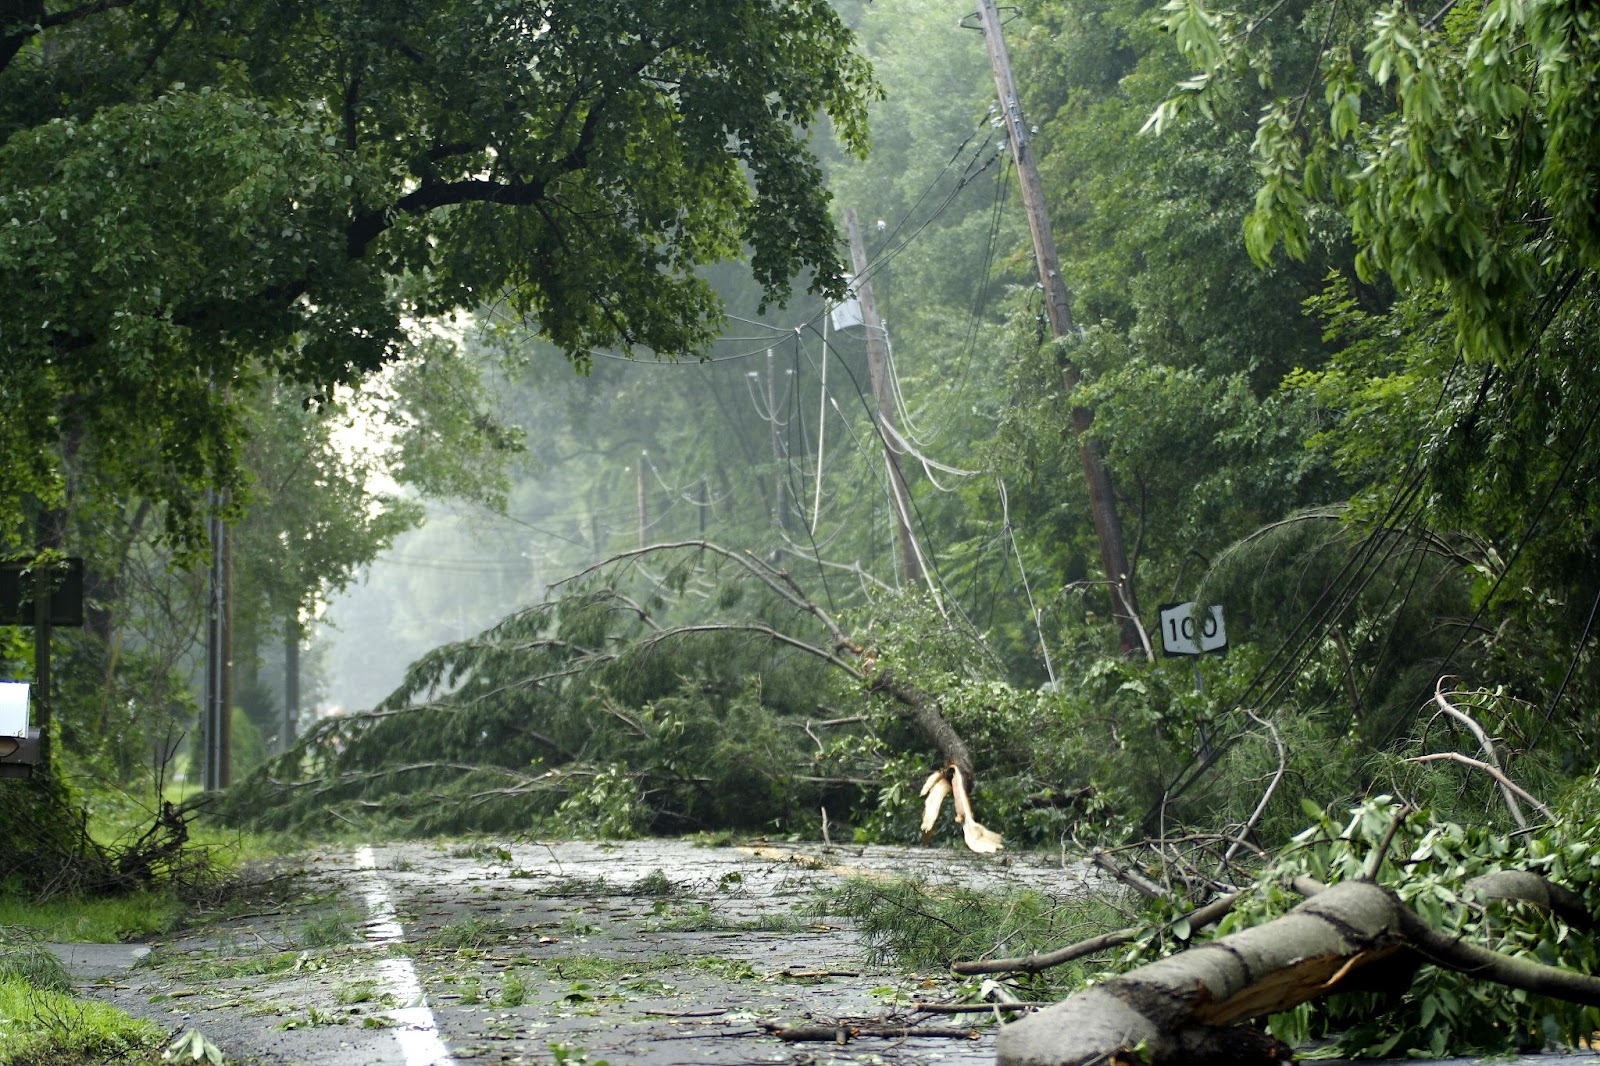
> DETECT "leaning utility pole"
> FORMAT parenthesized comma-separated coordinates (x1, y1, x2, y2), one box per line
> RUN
(973, 0, 1141, 652)
(845, 208, 927, 591)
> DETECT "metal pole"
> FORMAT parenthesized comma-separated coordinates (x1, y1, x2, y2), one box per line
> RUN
(974, 0, 1141, 652)
(203, 493, 224, 791)
(812, 314, 829, 532)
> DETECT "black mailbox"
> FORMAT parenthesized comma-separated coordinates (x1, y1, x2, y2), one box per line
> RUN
(0, 681, 36, 778)
(0, 729, 40, 778)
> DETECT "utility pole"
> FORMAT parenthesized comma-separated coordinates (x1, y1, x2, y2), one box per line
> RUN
(221, 510, 233, 787)
(635, 456, 647, 549)
(31, 550, 52, 774)
(282, 613, 299, 753)
(202, 492, 229, 790)
(698, 477, 709, 540)
(812, 313, 830, 533)
(973, 0, 1141, 652)
(846, 209, 927, 591)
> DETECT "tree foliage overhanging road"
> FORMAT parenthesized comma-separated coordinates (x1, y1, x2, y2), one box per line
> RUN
(0, 0, 878, 899)
(0, 0, 877, 546)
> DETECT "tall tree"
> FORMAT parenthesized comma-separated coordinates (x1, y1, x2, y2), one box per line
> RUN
(0, 0, 878, 549)
(1150, 0, 1600, 725)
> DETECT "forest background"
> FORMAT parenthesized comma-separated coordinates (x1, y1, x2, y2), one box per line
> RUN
(5, 0, 1600, 1057)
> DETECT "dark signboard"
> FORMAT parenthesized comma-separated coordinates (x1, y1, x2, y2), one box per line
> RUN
(0, 557, 85, 627)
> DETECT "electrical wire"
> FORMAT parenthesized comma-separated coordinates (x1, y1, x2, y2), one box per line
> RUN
(1000, 478, 1057, 686)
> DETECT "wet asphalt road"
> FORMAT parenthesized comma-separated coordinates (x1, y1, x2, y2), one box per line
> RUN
(87, 838, 1093, 1065)
(74, 838, 1600, 1066)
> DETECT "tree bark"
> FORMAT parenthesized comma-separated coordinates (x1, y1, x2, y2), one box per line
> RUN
(866, 667, 973, 785)
(1465, 870, 1593, 929)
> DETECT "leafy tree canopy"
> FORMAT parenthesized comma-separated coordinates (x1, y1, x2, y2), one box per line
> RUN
(0, 0, 878, 548)
(1152, 0, 1600, 363)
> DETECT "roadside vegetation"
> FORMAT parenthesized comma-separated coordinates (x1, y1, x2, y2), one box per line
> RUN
(0, 937, 165, 1066)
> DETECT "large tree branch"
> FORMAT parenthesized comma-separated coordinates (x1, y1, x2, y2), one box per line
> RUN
(548, 540, 855, 650)
(346, 175, 551, 257)
(953, 891, 1241, 977)
(997, 879, 1600, 1066)
(345, 78, 615, 259)
(867, 667, 974, 786)
(1, 0, 134, 77)
(549, 542, 977, 782)
(1465, 870, 1594, 930)
(38, 0, 127, 28)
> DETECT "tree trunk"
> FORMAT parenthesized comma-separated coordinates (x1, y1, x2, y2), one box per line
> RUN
(866, 667, 973, 786)
(996, 878, 1600, 1066)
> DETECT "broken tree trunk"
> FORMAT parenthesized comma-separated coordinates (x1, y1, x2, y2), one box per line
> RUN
(995, 878, 1600, 1066)
(868, 667, 974, 785)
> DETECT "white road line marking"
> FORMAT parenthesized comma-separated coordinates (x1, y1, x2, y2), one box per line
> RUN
(355, 846, 456, 1066)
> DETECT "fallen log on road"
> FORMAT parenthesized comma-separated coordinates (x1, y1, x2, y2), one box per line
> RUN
(995, 878, 1600, 1066)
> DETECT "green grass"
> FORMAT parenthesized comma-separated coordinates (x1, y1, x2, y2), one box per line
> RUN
(335, 979, 385, 1006)
(295, 906, 362, 948)
(528, 955, 646, 981)
(0, 939, 71, 993)
(0, 890, 181, 943)
(0, 975, 164, 1065)
(495, 971, 530, 1007)
(176, 950, 302, 982)
(689, 956, 758, 981)
(79, 776, 307, 869)
(813, 876, 1130, 998)
(426, 916, 514, 950)
(644, 900, 803, 933)
(629, 869, 678, 897)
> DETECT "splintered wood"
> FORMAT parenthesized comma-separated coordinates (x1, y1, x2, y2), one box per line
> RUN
(919, 763, 1004, 853)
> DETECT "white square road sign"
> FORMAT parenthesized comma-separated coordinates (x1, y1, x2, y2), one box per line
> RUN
(1158, 602, 1227, 657)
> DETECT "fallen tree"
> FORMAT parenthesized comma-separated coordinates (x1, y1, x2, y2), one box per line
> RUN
(220, 541, 990, 840)
(995, 876, 1600, 1065)
(966, 785, 1600, 1064)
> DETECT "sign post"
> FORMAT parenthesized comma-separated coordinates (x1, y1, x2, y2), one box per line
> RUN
(1159, 602, 1227, 756)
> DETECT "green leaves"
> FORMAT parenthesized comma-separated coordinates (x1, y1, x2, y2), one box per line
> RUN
(1160, 0, 1227, 73)
(1152, 0, 1600, 367)
(0, 0, 879, 548)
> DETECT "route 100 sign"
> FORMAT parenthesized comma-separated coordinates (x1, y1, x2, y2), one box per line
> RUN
(1158, 602, 1227, 657)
